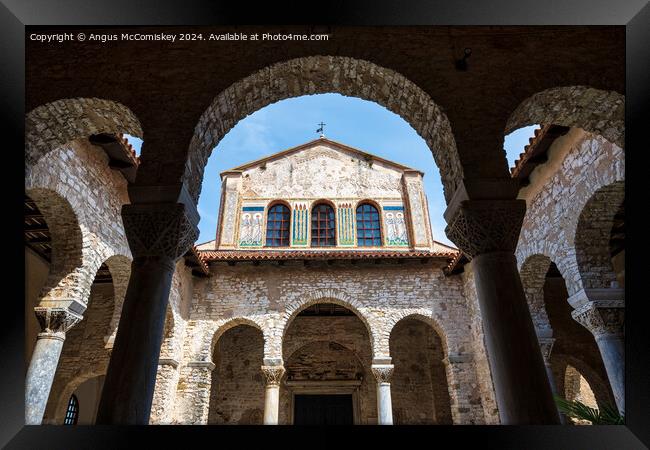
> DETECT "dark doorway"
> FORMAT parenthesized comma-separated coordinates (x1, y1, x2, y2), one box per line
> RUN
(293, 394, 353, 425)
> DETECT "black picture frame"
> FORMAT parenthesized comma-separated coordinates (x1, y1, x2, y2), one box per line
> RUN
(3, 1, 648, 448)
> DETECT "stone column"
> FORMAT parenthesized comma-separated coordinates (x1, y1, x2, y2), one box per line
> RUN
(96, 191, 199, 425)
(25, 307, 82, 425)
(571, 300, 625, 414)
(371, 363, 394, 425)
(445, 183, 560, 424)
(261, 365, 285, 425)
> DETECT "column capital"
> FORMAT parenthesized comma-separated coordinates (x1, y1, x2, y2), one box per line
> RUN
(261, 365, 285, 386)
(571, 301, 624, 338)
(444, 198, 526, 258)
(371, 364, 395, 383)
(34, 307, 82, 340)
(122, 202, 199, 261)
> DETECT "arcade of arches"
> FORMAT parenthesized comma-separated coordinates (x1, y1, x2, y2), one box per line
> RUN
(24, 26, 624, 426)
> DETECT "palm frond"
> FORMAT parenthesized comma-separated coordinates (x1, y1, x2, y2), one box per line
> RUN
(553, 395, 624, 425)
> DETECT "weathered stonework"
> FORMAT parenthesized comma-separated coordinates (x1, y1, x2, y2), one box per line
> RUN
(505, 86, 624, 150)
(186, 56, 462, 203)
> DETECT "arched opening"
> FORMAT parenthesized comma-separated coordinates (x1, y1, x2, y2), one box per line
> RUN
(539, 262, 616, 409)
(574, 181, 625, 290)
(281, 302, 374, 425)
(63, 376, 106, 425)
(208, 324, 265, 425)
(389, 317, 452, 424)
(356, 202, 382, 247)
(311, 202, 336, 247)
(563, 364, 599, 426)
(42, 257, 125, 424)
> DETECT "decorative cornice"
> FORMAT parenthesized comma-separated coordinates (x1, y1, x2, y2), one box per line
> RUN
(261, 365, 286, 386)
(34, 307, 82, 339)
(371, 364, 395, 383)
(158, 358, 180, 368)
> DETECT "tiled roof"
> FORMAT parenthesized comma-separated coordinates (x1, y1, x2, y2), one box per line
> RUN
(198, 249, 457, 262)
(443, 251, 469, 275)
(117, 133, 141, 166)
(184, 245, 210, 275)
(510, 125, 570, 180)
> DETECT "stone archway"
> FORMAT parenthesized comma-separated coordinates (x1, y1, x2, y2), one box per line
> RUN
(185, 55, 462, 203)
(389, 315, 452, 425)
(573, 181, 625, 290)
(207, 324, 266, 425)
(280, 302, 374, 425)
(505, 86, 624, 149)
(25, 98, 143, 172)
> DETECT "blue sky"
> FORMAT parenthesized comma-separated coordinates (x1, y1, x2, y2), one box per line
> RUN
(125, 94, 537, 247)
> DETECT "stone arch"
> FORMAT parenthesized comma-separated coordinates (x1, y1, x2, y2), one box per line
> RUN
(278, 289, 376, 359)
(382, 310, 448, 359)
(552, 353, 615, 410)
(209, 317, 268, 361)
(573, 181, 625, 290)
(505, 86, 624, 149)
(519, 254, 555, 333)
(284, 340, 368, 381)
(388, 313, 453, 424)
(49, 370, 105, 424)
(185, 55, 462, 203)
(26, 98, 143, 172)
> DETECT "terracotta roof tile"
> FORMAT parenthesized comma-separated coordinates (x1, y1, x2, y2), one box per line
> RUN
(198, 249, 457, 262)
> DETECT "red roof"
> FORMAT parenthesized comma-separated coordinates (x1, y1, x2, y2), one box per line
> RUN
(199, 249, 457, 262)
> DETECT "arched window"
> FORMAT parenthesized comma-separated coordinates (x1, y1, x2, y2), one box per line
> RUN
(265, 203, 291, 247)
(356, 203, 382, 246)
(311, 203, 336, 246)
(64, 394, 79, 425)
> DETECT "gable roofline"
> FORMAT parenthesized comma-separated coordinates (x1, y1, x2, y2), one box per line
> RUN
(219, 137, 424, 179)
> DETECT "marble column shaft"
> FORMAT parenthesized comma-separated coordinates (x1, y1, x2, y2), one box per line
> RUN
(261, 365, 285, 425)
(371, 364, 394, 425)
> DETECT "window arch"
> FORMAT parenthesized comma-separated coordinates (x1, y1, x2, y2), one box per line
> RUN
(311, 203, 336, 246)
(64, 394, 79, 425)
(356, 202, 382, 246)
(265, 203, 291, 247)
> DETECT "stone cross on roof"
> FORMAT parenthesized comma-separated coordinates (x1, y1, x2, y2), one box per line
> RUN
(316, 121, 326, 138)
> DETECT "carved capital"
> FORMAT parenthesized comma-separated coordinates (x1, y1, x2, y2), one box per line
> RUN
(371, 364, 395, 383)
(571, 301, 624, 338)
(444, 199, 526, 258)
(538, 337, 556, 362)
(122, 202, 199, 260)
(261, 366, 285, 386)
(34, 307, 82, 339)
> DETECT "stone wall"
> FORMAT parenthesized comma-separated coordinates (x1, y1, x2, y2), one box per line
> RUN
(516, 129, 624, 298)
(161, 259, 491, 424)
(25, 138, 132, 313)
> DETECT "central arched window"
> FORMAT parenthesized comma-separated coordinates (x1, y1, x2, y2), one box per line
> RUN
(356, 203, 382, 246)
(311, 203, 336, 246)
(265, 203, 291, 247)
(64, 394, 79, 425)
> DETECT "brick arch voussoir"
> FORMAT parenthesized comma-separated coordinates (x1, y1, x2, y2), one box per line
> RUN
(26, 98, 143, 172)
(185, 55, 462, 205)
(552, 353, 616, 409)
(505, 86, 624, 150)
